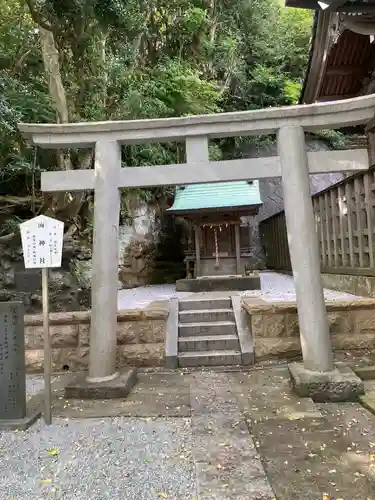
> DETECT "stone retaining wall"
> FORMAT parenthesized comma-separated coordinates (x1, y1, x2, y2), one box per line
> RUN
(242, 298, 375, 361)
(321, 273, 375, 298)
(24, 301, 169, 373)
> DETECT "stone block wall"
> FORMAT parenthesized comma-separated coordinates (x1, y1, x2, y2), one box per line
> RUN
(24, 302, 169, 373)
(242, 298, 375, 361)
(321, 273, 375, 299)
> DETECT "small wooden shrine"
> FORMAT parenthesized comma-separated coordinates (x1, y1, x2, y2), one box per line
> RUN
(167, 181, 262, 279)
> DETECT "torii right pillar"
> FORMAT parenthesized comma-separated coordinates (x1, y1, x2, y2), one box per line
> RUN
(278, 125, 364, 402)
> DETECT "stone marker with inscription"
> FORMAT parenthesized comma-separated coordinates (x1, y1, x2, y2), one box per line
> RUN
(0, 301, 41, 430)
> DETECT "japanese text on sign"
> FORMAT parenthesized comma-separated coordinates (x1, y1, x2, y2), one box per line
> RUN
(19, 215, 64, 269)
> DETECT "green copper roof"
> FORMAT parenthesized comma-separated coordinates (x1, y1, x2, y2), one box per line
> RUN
(167, 181, 262, 212)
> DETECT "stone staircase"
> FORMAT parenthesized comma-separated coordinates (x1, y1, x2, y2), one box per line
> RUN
(177, 297, 242, 367)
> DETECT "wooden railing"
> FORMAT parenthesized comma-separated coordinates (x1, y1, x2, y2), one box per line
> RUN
(260, 164, 375, 276)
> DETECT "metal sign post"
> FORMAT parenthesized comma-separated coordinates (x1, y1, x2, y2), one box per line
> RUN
(20, 215, 64, 425)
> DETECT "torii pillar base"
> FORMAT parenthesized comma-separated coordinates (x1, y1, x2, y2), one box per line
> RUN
(64, 368, 138, 400)
(289, 362, 364, 403)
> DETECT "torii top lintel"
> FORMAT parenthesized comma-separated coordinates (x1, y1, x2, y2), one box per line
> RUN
(18, 94, 375, 149)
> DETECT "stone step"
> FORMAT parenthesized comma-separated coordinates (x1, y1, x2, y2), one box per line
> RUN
(179, 297, 231, 311)
(178, 350, 242, 367)
(178, 309, 234, 324)
(178, 334, 239, 352)
(178, 321, 237, 337)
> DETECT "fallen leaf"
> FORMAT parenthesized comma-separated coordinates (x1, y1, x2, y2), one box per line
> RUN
(287, 412, 304, 421)
(40, 479, 53, 485)
(157, 493, 168, 499)
(370, 454, 375, 461)
(47, 448, 59, 456)
(322, 495, 330, 500)
(143, 458, 153, 463)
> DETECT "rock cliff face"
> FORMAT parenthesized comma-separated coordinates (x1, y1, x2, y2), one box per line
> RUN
(0, 236, 92, 313)
(0, 196, 160, 312)
(0, 198, 162, 313)
(244, 136, 347, 268)
(118, 200, 158, 288)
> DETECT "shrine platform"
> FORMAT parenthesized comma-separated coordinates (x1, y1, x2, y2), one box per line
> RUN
(175, 273, 261, 292)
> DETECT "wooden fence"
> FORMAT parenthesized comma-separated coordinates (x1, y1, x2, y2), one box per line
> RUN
(260, 165, 375, 276)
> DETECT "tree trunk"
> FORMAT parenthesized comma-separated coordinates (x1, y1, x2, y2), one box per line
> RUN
(39, 27, 69, 125)
(39, 26, 72, 173)
(38, 27, 95, 225)
(99, 34, 108, 110)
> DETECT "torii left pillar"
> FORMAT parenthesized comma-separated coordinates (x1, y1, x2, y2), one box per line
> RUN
(87, 140, 121, 382)
(65, 140, 138, 398)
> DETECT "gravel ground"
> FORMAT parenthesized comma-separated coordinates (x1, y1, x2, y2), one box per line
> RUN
(0, 417, 195, 500)
(117, 271, 361, 308)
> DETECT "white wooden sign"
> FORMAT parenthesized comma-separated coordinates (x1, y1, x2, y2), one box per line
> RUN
(20, 215, 64, 269)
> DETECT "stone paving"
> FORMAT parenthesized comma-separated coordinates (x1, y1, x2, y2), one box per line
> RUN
(117, 271, 360, 309)
(8, 367, 375, 499)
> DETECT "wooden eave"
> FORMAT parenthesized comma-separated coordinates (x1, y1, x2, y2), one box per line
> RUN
(168, 205, 261, 219)
(301, 11, 375, 104)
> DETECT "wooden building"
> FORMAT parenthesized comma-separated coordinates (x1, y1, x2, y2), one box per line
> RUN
(167, 181, 262, 278)
(286, 0, 375, 159)
(285, 1, 375, 106)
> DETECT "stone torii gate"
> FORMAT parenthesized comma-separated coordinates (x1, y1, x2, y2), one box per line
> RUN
(19, 94, 375, 399)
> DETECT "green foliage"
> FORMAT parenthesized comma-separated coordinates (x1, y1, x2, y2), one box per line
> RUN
(283, 80, 303, 104)
(313, 129, 348, 150)
(0, 0, 55, 199)
(0, 215, 23, 236)
(110, 60, 221, 121)
(0, 0, 315, 231)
